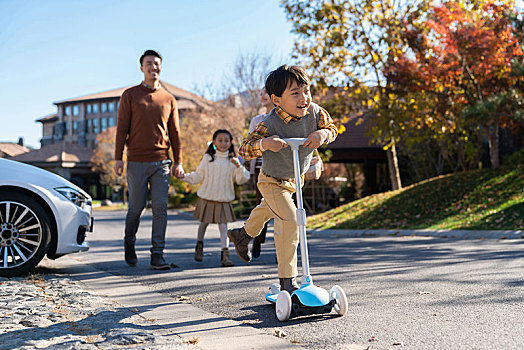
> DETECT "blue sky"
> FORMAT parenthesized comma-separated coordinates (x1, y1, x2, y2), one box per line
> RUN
(1, 1, 522, 149)
(0, 0, 295, 148)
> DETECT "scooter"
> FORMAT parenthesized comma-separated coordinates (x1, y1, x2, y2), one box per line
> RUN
(265, 138, 348, 321)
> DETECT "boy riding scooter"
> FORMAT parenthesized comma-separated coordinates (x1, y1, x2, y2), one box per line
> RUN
(228, 64, 338, 294)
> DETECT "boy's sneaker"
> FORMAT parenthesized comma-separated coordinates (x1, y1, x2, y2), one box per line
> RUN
(279, 277, 299, 294)
(124, 241, 137, 266)
(150, 254, 170, 270)
(227, 227, 252, 263)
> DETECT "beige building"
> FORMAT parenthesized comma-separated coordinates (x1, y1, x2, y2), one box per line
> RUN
(37, 81, 212, 149)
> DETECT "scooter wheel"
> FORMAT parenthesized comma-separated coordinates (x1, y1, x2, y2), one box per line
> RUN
(330, 285, 348, 316)
(276, 290, 292, 321)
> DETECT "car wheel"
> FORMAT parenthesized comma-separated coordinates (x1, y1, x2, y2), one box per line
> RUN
(0, 191, 51, 277)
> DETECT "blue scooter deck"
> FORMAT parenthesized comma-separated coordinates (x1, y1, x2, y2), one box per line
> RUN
(265, 284, 331, 306)
(265, 292, 278, 303)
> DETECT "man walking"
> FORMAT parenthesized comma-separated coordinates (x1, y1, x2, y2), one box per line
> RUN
(114, 49, 184, 270)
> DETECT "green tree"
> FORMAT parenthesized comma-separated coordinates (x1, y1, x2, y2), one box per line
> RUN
(282, 0, 433, 190)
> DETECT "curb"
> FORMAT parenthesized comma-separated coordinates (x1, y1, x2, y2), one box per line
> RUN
(309, 229, 524, 240)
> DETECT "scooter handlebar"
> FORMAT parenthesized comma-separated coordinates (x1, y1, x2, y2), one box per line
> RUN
(282, 138, 308, 150)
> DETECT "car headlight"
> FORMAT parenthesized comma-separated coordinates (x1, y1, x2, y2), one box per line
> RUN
(55, 187, 90, 208)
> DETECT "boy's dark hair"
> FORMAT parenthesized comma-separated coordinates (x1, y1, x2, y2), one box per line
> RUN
(265, 65, 310, 97)
(206, 129, 235, 162)
(140, 50, 162, 66)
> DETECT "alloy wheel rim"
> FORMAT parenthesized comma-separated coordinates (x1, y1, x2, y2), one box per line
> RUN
(0, 201, 42, 269)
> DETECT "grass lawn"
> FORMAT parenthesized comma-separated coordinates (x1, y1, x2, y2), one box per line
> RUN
(308, 163, 524, 231)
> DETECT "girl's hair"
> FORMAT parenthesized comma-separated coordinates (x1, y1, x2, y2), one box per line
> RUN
(206, 129, 235, 162)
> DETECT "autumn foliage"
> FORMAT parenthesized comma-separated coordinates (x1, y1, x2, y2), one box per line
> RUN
(283, 0, 522, 185)
(90, 126, 127, 202)
(387, 1, 523, 170)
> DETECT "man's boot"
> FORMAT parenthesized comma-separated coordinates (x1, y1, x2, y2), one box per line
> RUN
(279, 277, 299, 294)
(150, 253, 170, 270)
(221, 248, 235, 267)
(124, 241, 137, 266)
(194, 241, 204, 262)
(227, 227, 253, 263)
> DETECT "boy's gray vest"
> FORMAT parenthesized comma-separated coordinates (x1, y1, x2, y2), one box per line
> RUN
(262, 102, 320, 179)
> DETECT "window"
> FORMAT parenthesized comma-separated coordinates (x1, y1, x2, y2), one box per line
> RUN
(93, 118, 99, 133)
(73, 121, 78, 134)
(65, 106, 71, 116)
(101, 102, 107, 113)
(92, 103, 98, 114)
(87, 104, 92, 115)
(117, 101, 120, 109)
(65, 121, 70, 132)
(73, 105, 79, 116)
(108, 102, 114, 112)
(101, 117, 107, 131)
(108, 116, 115, 127)
(87, 119, 92, 133)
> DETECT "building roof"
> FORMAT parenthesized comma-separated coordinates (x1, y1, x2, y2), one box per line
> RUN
(53, 81, 213, 110)
(328, 113, 382, 150)
(0, 142, 30, 157)
(9, 141, 92, 164)
(36, 113, 58, 123)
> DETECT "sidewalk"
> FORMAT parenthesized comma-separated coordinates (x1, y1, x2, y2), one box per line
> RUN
(1, 255, 303, 350)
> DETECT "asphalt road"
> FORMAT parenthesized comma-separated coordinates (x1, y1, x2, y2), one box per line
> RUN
(73, 210, 524, 350)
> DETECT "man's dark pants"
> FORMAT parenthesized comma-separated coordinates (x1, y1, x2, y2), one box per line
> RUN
(125, 160, 171, 255)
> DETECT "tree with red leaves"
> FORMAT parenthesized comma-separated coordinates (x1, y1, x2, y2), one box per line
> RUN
(389, 1, 522, 169)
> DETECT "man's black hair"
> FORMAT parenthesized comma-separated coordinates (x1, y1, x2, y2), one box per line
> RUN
(265, 65, 310, 97)
(140, 50, 162, 66)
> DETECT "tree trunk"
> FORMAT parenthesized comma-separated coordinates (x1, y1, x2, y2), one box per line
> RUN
(487, 122, 500, 169)
(387, 140, 402, 190)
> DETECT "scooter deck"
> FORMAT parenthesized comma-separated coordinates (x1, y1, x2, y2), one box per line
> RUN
(265, 292, 278, 304)
(265, 284, 331, 306)
(265, 286, 334, 317)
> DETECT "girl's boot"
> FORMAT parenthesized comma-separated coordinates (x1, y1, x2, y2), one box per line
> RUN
(194, 241, 204, 262)
(221, 248, 234, 267)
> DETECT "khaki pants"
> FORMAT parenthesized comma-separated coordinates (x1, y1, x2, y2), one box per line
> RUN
(244, 171, 299, 278)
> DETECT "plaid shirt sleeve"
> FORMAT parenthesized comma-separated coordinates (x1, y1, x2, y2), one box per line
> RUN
(239, 121, 269, 160)
(318, 106, 338, 144)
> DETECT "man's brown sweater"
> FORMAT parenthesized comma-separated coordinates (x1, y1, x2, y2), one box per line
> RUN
(114, 84, 182, 163)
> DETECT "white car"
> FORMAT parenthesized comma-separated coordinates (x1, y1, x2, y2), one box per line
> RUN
(0, 158, 92, 277)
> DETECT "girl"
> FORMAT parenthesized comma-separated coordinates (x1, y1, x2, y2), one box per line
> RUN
(181, 129, 250, 267)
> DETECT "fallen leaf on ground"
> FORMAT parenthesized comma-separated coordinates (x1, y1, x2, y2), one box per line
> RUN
(183, 337, 200, 345)
(242, 319, 260, 325)
(274, 328, 287, 338)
